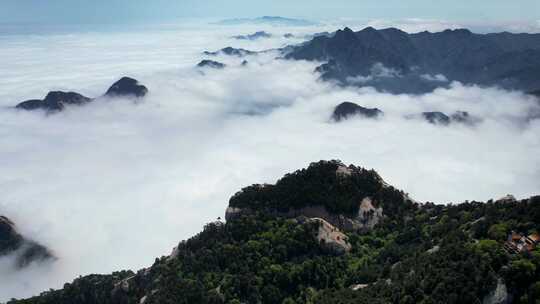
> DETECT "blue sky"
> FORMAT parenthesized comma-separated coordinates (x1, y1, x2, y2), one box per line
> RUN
(1, 0, 538, 24)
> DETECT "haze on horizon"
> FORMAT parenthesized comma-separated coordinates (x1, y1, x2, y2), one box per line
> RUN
(1, 0, 539, 26)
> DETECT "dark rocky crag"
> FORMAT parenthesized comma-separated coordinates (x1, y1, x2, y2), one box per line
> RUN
(0, 216, 54, 268)
(421, 111, 451, 125)
(197, 60, 226, 69)
(104, 77, 148, 98)
(203, 47, 256, 57)
(285, 27, 540, 93)
(413, 111, 480, 126)
(331, 102, 384, 121)
(232, 31, 272, 40)
(16, 92, 91, 112)
(15, 77, 148, 113)
(330, 102, 479, 126)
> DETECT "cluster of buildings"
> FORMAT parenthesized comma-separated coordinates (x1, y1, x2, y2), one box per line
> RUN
(504, 231, 540, 254)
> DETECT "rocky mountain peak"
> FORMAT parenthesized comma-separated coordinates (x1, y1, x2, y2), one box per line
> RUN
(226, 160, 415, 231)
(333, 27, 358, 42)
(197, 60, 226, 69)
(105, 77, 148, 98)
(15, 77, 149, 113)
(332, 102, 384, 121)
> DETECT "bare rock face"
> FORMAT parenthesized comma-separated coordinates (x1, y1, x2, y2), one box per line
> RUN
(0, 215, 55, 268)
(482, 278, 510, 304)
(496, 194, 517, 203)
(308, 218, 351, 255)
(357, 197, 383, 229)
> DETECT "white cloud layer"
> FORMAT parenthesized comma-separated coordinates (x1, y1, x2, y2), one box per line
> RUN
(0, 22, 539, 301)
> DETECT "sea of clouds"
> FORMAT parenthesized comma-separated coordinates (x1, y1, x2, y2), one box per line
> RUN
(0, 19, 539, 301)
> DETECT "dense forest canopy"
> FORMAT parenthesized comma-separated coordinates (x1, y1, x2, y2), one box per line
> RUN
(229, 160, 414, 217)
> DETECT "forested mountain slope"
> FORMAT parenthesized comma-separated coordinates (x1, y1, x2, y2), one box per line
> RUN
(9, 161, 540, 304)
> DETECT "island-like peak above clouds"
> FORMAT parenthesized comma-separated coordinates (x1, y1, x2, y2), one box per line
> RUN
(232, 31, 272, 40)
(14, 77, 148, 113)
(331, 102, 384, 121)
(104, 77, 148, 99)
(197, 59, 226, 69)
(203, 47, 257, 57)
(285, 27, 540, 94)
(9, 161, 540, 304)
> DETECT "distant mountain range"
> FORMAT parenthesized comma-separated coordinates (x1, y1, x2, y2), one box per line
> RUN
(284, 27, 540, 94)
(215, 16, 318, 26)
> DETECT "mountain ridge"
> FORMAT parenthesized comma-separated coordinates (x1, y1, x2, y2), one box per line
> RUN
(284, 27, 540, 94)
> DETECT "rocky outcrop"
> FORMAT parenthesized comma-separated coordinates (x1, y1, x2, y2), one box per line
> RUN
(422, 112, 451, 125)
(232, 31, 272, 40)
(482, 278, 510, 304)
(197, 60, 226, 69)
(403, 111, 480, 126)
(330, 103, 479, 125)
(350, 284, 369, 290)
(0, 215, 54, 268)
(104, 77, 148, 98)
(15, 77, 148, 113)
(16, 91, 91, 112)
(357, 197, 383, 229)
(496, 195, 517, 203)
(226, 203, 384, 232)
(203, 47, 256, 57)
(332, 102, 383, 121)
(305, 217, 351, 255)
